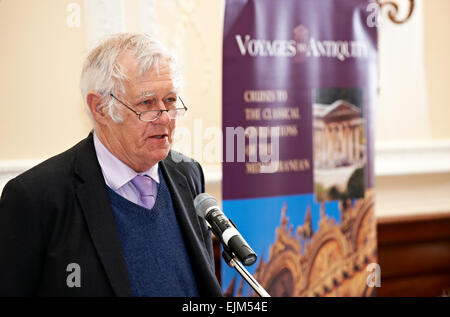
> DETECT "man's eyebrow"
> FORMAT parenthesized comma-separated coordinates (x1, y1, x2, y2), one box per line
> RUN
(138, 91, 156, 99)
(138, 90, 179, 99)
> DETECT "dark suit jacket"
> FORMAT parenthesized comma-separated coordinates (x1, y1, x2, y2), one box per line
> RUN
(0, 133, 222, 297)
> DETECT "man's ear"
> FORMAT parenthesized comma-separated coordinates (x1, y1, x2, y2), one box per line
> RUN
(86, 91, 108, 125)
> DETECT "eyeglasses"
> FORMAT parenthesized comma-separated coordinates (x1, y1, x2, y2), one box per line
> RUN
(110, 93, 188, 122)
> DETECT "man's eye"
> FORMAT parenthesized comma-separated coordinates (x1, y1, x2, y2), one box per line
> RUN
(165, 97, 177, 105)
(138, 99, 159, 110)
(140, 99, 152, 105)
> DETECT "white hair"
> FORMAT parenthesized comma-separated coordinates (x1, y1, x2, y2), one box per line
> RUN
(80, 33, 182, 124)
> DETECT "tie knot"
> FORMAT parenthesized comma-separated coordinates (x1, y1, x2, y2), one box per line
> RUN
(131, 175, 154, 197)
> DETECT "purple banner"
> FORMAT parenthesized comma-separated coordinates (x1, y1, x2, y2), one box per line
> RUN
(223, 0, 377, 200)
(222, 0, 377, 297)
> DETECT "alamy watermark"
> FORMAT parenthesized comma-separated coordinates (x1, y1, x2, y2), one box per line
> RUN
(66, 2, 81, 28)
(366, 263, 381, 288)
(171, 123, 281, 173)
(66, 263, 81, 288)
(366, 2, 384, 28)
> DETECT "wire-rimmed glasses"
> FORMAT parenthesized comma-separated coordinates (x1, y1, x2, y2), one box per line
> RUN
(110, 93, 187, 122)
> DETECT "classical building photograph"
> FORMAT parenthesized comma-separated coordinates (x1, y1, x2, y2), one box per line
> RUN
(313, 89, 366, 202)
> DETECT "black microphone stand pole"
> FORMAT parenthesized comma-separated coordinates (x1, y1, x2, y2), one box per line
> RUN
(222, 247, 271, 297)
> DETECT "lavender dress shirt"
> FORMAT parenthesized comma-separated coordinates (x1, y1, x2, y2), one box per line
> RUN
(93, 132, 160, 205)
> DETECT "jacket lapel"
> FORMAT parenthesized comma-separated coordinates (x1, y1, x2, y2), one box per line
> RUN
(160, 159, 206, 245)
(160, 157, 222, 296)
(73, 134, 132, 297)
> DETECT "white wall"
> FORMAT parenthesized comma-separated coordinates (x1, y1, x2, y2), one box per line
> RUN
(374, 0, 450, 217)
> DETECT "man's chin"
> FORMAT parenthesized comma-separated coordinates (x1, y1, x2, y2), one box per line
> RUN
(149, 148, 170, 164)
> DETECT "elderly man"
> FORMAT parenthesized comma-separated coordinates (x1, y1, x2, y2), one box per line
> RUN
(0, 33, 222, 297)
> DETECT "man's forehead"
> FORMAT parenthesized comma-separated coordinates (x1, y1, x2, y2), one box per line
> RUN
(128, 71, 179, 98)
(139, 91, 156, 98)
(117, 53, 180, 98)
(137, 88, 179, 99)
(119, 52, 172, 81)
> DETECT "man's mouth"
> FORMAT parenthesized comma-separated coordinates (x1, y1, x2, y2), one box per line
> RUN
(150, 134, 168, 139)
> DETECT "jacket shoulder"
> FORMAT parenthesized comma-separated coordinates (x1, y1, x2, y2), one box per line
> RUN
(164, 150, 202, 176)
(4, 137, 90, 193)
(163, 150, 205, 195)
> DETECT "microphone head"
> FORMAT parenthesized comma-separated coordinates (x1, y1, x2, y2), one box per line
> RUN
(194, 193, 219, 218)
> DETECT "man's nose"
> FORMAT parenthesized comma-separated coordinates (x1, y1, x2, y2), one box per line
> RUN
(154, 109, 171, 124)
(153, 99, 171, 124)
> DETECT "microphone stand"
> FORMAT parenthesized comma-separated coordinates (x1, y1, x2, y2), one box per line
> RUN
(222, 247, 271, 297)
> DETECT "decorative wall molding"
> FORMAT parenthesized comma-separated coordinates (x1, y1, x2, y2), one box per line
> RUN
(2, 140, 448, 190)
(0, 159, 222, 195)
(0, 159, 43, 193)
(376, 0, 415, 24)
(2, 140, 450, 218)
(374, 140, 450, 218)
(375, 140, 450, 176)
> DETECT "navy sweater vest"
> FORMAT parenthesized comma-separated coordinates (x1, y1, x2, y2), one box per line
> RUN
(107, 171, 199, 297)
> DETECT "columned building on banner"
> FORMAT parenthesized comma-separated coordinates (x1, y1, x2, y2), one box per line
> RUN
(313, 100, 365, 169)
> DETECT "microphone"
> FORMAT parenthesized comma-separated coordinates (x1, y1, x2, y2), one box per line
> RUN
(194, 193, 257, 266)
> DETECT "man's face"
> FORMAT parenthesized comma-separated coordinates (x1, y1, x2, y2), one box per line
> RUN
(99, 53, 178, 172)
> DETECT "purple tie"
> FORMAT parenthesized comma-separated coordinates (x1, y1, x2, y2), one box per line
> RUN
(131, 175, 155, 209)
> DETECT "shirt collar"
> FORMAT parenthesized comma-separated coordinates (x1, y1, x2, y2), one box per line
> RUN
(93, 132, 160, 191)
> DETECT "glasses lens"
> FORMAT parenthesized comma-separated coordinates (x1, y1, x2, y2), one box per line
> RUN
(168, 108, 186, 119)
(140, 111, 161, 122)
(139, 109, 186, 122)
